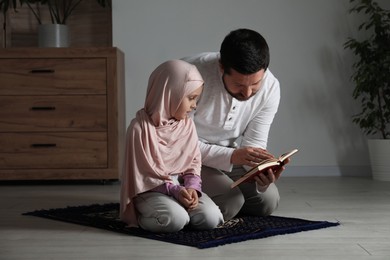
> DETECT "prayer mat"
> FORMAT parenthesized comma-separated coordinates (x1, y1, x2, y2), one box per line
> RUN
(23, 203, 339, 249)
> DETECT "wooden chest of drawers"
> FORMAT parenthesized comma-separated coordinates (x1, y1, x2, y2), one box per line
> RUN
(0, 48, 125, 180)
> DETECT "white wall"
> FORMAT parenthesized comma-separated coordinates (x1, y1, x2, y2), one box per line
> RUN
(112, 0, 388, 177)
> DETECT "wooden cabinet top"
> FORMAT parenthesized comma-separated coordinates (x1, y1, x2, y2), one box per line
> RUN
(0, 47, 123, 58)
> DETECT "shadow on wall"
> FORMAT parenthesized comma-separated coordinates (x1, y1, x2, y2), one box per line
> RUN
(315, 45, 369, 177)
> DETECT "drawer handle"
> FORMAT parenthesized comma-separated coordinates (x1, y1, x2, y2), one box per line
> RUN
(30, 69, 55, 74)
(31, 106, 56, 111)
(31, 144, 57, 148)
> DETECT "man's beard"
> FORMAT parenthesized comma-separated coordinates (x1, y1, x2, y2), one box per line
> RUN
(222, 74, 255, 101)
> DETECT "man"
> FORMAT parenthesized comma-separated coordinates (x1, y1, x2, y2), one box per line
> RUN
(183, 28, 288, 220)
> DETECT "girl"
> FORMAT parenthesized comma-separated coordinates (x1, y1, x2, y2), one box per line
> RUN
(120, 60, 224, 232)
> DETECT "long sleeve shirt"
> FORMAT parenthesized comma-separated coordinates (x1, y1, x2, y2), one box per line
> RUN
(150, 174, 202, 201)
(182, 52, 281, 172)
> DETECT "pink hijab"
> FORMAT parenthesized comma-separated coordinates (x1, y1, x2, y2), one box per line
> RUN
(120, 60, 204, 227)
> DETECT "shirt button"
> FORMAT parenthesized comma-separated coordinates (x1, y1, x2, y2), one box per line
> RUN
(229, 117, 232, 121)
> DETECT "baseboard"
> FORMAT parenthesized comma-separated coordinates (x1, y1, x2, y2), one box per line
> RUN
(283, 166, 371, 178)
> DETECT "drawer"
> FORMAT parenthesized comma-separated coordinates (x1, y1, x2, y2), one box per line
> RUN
(0, 58, 107, 95)
(0, 132, 107, 169)
(0, 96, 107, 132)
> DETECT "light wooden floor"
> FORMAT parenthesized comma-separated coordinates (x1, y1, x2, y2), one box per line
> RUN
(1, 177, 390, 260)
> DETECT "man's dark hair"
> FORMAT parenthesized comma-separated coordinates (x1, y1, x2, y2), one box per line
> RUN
(220, 28, 270, 74)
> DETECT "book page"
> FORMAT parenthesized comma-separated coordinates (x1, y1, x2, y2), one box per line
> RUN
(279, 149, 299, 162)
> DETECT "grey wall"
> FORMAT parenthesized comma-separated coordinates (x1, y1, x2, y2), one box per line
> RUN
(112, 0, 389, 177)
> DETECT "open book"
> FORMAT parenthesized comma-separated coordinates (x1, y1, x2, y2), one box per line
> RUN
(230, 149, 299, 188)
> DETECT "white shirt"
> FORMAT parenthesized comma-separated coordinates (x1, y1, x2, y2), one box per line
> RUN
(183, 52, 280, 172)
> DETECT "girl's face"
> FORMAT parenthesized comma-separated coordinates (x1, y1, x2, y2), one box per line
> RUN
(174, 85, 203, 120)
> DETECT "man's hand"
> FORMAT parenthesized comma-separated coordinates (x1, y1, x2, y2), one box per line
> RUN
(231, 146, 274, 167)
(253, 158, 290, 190)
(178, 188, 199, 210)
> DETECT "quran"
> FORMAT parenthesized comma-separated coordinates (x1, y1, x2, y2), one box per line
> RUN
(231, 149, 299, 188)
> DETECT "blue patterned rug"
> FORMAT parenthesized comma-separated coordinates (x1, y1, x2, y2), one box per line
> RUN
(23, 203, 339, 249)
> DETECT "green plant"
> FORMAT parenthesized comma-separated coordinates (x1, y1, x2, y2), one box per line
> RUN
(20, 0, 110, 25)
(344, 0, 390, 139)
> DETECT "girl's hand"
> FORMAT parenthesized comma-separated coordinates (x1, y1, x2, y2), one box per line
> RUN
(178, 188, 199, 210)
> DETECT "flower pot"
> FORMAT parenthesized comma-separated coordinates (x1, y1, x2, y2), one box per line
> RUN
(38, 24, 69, 48)
(367, 139, 390, 181)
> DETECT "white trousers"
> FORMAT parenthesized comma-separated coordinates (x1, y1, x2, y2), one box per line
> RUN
(201, 165, 280, 220)
(134, 190, 224, 233)
(134, 176, 224, 232)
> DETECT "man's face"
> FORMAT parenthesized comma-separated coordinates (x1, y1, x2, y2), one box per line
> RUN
(221, 67, 265, 101)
